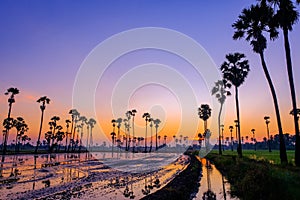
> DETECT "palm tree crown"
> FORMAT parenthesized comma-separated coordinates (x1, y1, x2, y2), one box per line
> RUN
(198, 104, 211, 122)
(221, 53, 250, 88)
(233, 1, 278, 53)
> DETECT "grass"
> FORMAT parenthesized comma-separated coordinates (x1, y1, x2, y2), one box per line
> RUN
(211, 149, 295, 165)
(207, 152, 300, 200)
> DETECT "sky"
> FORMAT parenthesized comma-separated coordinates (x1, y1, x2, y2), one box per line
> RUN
(0, 0, 299, 145)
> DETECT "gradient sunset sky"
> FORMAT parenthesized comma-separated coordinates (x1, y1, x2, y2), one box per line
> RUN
(0, 0, 299, 145)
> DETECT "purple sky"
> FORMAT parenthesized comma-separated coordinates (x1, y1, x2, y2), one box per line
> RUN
(0, 0, 299, 143)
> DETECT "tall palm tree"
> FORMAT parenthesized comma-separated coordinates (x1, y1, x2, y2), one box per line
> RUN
(142, 113, 151, 152)
(232, 1, 287, 163)
(221, 53, 250, 158)
(88, 118, 96, 150)
(264, 116, 272, 152)
(123, 118, 129, 150)
(273, 0, 299, 163)
(2, 88, 19, 158)
(116, 118, 122, 147)
(251, 128, 256, 151)
(212, 80, 231, 155)
(229, 126, 234, 151)
(131, 109, 137, 151)
(35, 96, 50, 154)
(13, 117, 28, 153)
(149, 118, 153, 152)
(198, 104, 212, 132)
(153, 119, 161, 150)
(111, 119, 116, 146)
(158, 135, 161, 147)
(68, 109, 80, 152)
(65, 119, 71, 152)
(198, 104, 211, 150)
(56, 128, 65, 152)
(49, 116, 60, 152)
(263, 0, 299, 166)
(78, 116, 87, 152)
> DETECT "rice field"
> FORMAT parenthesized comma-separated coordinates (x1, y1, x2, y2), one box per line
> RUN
(210, 149, 295, 165)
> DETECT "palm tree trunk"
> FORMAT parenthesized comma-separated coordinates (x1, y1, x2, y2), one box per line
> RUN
(235, 86, 242, 158)
(282, 28, 300, 166)
(35, 109, 44, 154)
(155, 127, 158, 150)
(259, 51, 287, 163)
(218, 103, 223, 155)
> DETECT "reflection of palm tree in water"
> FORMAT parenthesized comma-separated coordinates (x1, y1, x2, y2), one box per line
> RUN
(202, 160, 216, 200)
(204, 130, 212, 152)
(222, 174, 227, 200)
(142, 177, 151, 195)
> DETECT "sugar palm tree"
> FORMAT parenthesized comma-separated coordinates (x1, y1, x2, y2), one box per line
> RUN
(229, 126, 234, 151)
(264, 116, 272, 152)
(142, 113, 151, 152)
(221, 53, 250, 158)
(149, 118, 153, 152)
(233, 0, 287, 163)
(65, 119, 71, 152)
(158, 135, 161, 147)
(263, 0, 300, 166)
(111, 119, 116, 146)
(290, 108, 300, 118)
(198, 104, 212, 132)
(13, 117, 28, 153)
(78, 116, 87, 152)
(153, 119, 161, 150)
(130, 109, 137, 151)
(123, 118, 129, 150)
(212, 80, 231, 155)
(198, 104, 211, 149)
(88, 118, 96, 150)
(116, 118, 123, 147)
(35, 96, 50, 154)
(56, 128, 65, 152)
(251, 128, 256, 151)
(2, 87, 19, 158)
(68, 109, 80, 152)
(49, 116, 60, 152)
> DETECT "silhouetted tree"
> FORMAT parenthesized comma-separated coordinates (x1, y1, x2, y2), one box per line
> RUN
(263, 0, 299, 166)
(198, 104, 212, 132)
(35, 96, 50, 154)
(78, 116, 87, 152)
(251, 128, 257, 151)
(68, 109, 80, 152)
(229, 126, 234, 151)
(65, 119, 71, 152)
(233, 0, 287, 163)
(142, 113, 151, 152)
(212, 80, 231, 155)
(264, 116, 272, 152)
(2, 88, 19, 157)
(221, 53, 250, 157)
(13, 117, 28, 153)
(153, 119, 161, 150)
(87, 118, 96, 149)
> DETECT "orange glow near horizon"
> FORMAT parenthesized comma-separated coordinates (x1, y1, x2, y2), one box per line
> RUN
(0, 89, 298, 146)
